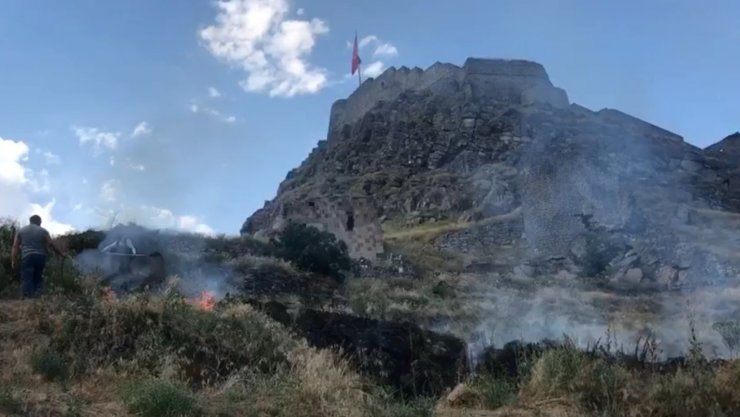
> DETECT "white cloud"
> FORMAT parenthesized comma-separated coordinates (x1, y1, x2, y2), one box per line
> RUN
(72, 203, 84, 212)
(28, 169, 51, 193)
(358, 35, 378, 49)
(43, 151, 61, 165)
(208, 87, 222, 97)
(74, 126, 120, 155)
(191, 102, 237, 123)
(131, 121, 152, 138)
(126, 159, 146, 171)
(363, 61, 385, 78)
(27, 199, 74, 236)
(346, 34, 397, 80)
(101, 179, 119, 203)
(177, 215, 216, 235)
(296, 8, 304, 16)
(200, 0, 329, 97)
(373, 42, 398, 58)
(0, 137, 30, 185)
(0, 136, 73, 236)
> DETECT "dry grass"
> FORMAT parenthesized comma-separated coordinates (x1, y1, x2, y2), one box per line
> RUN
(0, 284, 441, 417)
(442, 340, 740, 417)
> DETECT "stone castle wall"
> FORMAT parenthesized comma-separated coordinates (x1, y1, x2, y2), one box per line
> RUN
(277, 196, 384, 260)
(328, 58, 569, 137)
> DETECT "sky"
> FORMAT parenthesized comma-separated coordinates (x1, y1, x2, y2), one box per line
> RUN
(0, 0, 738, 235)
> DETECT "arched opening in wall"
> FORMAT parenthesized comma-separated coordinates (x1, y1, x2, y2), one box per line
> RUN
(346, 211, 355, 231)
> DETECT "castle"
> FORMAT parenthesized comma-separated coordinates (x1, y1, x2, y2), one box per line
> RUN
(271, 196, 384, 261)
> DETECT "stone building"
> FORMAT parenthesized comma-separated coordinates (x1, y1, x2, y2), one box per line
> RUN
(274, 196, 384, 261)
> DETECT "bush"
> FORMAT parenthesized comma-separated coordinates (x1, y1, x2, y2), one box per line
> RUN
(57, 229, 105, 255)
(271, 223, 352, 282)
(0, 220, 18, 295)
(30, 349, 69, 382)
(44, 257, 83, 295)
(366, 388, 436, 417)
(471, 374, 517, 409)
(122, 378, 197, 417)
(0, 386, 23, 415)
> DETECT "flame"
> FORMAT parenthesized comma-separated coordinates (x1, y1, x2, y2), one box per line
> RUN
(193, 290, 216, 311)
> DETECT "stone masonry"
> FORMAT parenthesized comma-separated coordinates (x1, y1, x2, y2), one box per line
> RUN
(274, 196, 384, 261)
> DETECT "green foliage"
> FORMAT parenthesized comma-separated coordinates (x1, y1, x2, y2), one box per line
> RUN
(0, 220, 19, 296)
(431, 280, 454, 299)
(271, 222, 352, 282)
(44, 257, 83, 295)
(122, 378, 197, 417)
(366, 388, 436, 417)
(538, 343, 585, 392)
(581, 232, 622, 278)
(31, 349, 69, 382)
(347, 279, 390, 319)
(0, 386, 24, 415)
(59, 229, 105, 255)
(471, 374, 517, 409)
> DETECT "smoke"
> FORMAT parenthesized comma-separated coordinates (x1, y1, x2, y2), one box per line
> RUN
(460, 105, 740, 363)
(74, 224, 236, 299)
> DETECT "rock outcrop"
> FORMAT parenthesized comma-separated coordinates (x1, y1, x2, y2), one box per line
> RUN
(243, 57, 740, 289)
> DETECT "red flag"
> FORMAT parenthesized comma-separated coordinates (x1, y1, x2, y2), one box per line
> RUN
(351, 33, 361, 75)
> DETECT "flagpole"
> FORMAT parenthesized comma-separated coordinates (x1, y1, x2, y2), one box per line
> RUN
(356, 30, 362, 87)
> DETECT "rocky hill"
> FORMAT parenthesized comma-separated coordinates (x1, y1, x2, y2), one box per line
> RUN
(243, 57, 740, 356)
(245, 57, 739, 280)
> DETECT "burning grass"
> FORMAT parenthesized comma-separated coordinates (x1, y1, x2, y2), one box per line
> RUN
(0, 287, 432, 417)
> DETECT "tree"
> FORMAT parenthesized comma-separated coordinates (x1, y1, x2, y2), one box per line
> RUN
(271, 223, 352, 282)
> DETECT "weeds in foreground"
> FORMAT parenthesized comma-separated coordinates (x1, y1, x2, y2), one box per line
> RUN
(30, 348, 69, 383)
(472, 374, 517, 409)
(0, 386, 24, 415)
(365, 388, 436, 417)
(121, 378, 198, 417)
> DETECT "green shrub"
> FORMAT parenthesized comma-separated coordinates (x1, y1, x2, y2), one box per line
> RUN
(366, 388, 436, 417)
(30, 349, 69, 382)
(44, 257, 83, 295)
(581, 232, 622, 278)
(0, 386, 23, 415)
(0, 220, 19, 295)
(122, 378, 197, 417)
(472, 374, 517, 409)
(58, 229, 105, 255)
(271, 223, 352, 282)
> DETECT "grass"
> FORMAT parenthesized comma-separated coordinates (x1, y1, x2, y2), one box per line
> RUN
(30, 349, 69, 383)
(471, 375, 518, 409)
(0, 386, 24, 415)
(122, 378, 198, 417)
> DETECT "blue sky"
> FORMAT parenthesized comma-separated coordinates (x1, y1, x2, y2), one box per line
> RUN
(0, 0, 738, 235)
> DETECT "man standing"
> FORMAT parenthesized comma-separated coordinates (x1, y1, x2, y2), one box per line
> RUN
(11, 215, 66, 298)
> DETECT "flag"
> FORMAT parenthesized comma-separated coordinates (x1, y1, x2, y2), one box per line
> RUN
(352, 33, 361, 75)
